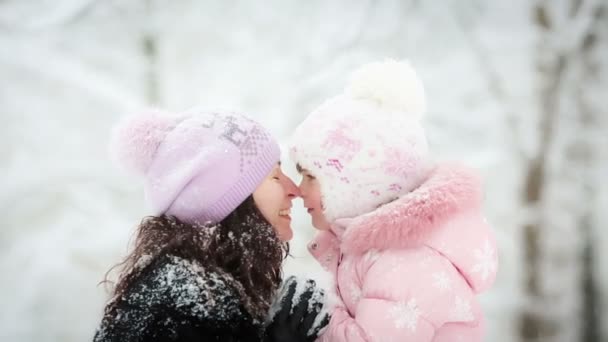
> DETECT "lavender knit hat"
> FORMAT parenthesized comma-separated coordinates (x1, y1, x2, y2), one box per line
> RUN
(110, 108, 280, 224)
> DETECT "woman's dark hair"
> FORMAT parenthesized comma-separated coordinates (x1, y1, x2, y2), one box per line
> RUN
(101, 196, 288, 320)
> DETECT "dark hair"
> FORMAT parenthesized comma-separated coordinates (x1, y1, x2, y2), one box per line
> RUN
(296, 163, 304, 173)
(101, 196, 288, 320)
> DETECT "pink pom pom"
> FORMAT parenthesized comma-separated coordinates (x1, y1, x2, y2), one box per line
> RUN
(109, 110, 176, 175)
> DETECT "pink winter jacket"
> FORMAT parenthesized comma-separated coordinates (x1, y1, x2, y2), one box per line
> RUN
(309, 164, 498, 342)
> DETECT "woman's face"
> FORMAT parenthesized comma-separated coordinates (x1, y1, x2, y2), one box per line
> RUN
(253, 164, 299, 241)
(297, 165, 331, 231)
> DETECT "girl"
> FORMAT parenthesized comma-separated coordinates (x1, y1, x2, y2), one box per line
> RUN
(289, 60, 498, 341)
(94, 109, 328, 342)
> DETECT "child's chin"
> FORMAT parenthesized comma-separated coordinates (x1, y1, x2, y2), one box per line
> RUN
(311, 220, 329, 231)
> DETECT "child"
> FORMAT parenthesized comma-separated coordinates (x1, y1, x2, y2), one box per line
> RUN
(94, 108, 328, 342)
(289, 60, 498, 341)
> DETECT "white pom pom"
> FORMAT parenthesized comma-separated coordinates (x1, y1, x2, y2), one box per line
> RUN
(108, 110, 175, 175)
(345, 59, 426, 119)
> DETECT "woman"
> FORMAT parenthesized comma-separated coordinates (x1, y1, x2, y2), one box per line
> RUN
(93, 109, 328, 342)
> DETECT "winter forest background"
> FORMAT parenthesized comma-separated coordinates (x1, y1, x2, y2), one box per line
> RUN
(1, 0, 607, 341)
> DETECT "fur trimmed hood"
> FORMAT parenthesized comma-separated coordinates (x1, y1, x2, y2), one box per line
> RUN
(339, 163, 483, 254)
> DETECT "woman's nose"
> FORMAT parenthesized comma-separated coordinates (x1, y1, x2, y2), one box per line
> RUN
(284, 177, 301, 198)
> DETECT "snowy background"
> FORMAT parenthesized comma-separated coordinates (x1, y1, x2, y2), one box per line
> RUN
(1, 1, 607, 341)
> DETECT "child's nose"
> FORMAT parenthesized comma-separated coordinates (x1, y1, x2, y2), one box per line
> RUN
(297, 181, 307, 197)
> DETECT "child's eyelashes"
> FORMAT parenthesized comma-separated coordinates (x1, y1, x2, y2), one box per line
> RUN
(306, 175, 316, 180)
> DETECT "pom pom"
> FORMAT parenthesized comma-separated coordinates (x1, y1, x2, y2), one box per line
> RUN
(109, 110, 175, 175)
(345, 59, 426, 119)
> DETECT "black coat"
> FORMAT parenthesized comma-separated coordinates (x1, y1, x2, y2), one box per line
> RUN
(93, 255, 263, 342)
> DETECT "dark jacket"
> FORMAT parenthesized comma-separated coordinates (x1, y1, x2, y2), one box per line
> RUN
(93, 255, 263, 342)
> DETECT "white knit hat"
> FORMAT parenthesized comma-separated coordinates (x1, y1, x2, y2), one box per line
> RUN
(290, 60, 433, 221)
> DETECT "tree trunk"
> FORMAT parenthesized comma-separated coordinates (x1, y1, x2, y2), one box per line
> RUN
(142, 0, 160, 105)
(520, 3, 563, 339)
(520, 1, 605, 341)
(577, 5, 606, 342)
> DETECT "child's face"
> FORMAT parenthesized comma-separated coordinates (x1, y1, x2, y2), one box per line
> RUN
(297, 165, 331, 231)
(253, 164, 300, 241)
